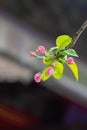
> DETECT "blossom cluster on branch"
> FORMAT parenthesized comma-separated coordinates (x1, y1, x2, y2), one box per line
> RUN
(28, 35, 79, 83)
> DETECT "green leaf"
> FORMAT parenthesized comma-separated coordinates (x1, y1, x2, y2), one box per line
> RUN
(48, 47, 58, 53)
(65, 49, 78, 57)
(59, 58, 66, 64)
(56, 35, 72, 50)
(43, 57, 53, 65)
(67, 62, 78, 81)
(41, 66, 50, 81)
(53, 62, 63, 79)
(59, 51, 67, 58)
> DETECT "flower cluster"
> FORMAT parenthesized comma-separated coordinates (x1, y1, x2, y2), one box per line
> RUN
(28, 35, 79, 83)
(29, 46, 55, 82)
(33, 66, 54, 83)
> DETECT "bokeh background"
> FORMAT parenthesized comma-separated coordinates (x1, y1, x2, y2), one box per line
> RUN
(0, 0, 87, 129)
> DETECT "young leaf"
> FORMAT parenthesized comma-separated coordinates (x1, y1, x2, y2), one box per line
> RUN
(67, 62, 78, 81)
(41, 66, 50, 81)
(43, 57, 53, 65)
(48, 47, 58, 53)
(53, 62, 63, 79)
(65, 49, 78, 57)
(59, 58, 66, 64)
(56, 35, 72, 50)
(59, 51, 67, 58)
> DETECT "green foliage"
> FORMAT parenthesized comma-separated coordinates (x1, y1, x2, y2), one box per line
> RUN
(43, 57, 53, 65)
(30, 35, 79, 82)
(67, 62, 78, 81)
(65, 49, 78, 57)
(41, 62, 64, 81)
(56, 35, 72, 50)
(53, 62, 63, 79)
(48, 47, 58, 54)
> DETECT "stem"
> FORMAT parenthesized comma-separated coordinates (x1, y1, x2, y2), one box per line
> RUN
(67, 20, 87, 48)
(36, 55, 46, 59)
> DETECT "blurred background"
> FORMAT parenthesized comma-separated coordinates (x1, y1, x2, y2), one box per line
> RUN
(0, 0, 87, 129)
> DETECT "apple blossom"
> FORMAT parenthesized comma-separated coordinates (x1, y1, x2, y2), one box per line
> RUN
(67, 57, 74, 64)
(46, 67, 54, 76)
(36, 46, 46, 53)
(34, 73, 42, 83)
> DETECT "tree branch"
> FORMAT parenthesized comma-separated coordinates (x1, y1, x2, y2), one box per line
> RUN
(67, 20, 87, 48)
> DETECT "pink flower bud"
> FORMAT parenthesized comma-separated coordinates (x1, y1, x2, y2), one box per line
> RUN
(34, 73, 42, 83)
(36, 46, 46, 53)
(28, 51, 36, 56)
(67, 57, 74, 64)
(46, 67, 54, 76)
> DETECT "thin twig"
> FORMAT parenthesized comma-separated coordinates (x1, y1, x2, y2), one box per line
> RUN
(67, 20, 87, 48)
